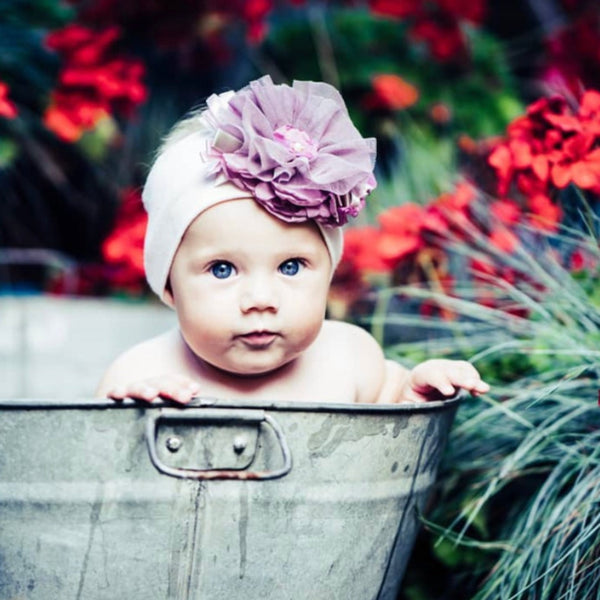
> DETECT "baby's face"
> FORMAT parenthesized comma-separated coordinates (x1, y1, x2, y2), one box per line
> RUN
(166, 198, 332, 376)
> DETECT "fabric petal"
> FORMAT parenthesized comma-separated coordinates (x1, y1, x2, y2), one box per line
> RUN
(199, 75, 376, 226)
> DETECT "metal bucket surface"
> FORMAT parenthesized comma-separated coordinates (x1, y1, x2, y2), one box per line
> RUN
(0, 396, 458, 599)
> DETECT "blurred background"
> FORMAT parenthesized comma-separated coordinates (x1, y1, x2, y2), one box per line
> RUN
(3, 1, 600, 599)
(1, 0, 595, 298)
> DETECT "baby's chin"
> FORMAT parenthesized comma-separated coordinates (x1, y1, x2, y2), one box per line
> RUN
(207, 357, 298, 379)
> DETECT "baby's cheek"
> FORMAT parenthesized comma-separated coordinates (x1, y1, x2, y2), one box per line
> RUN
(290, 315, 323, 352)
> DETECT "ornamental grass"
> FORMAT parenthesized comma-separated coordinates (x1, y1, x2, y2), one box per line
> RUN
(363, 196, 600, 599)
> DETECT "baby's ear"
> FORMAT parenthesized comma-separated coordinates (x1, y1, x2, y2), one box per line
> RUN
(163, 279, 176, 308)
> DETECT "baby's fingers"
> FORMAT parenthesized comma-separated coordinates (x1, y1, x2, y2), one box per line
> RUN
(107, 375, 200, 404)
(447, 362, 490, 395)
(146, 375, 200, 404)
(111, 381, 161, 403)
(467, 379, 491, 395)
(431, 375, 459, 398)
(415, 370, 459, 398)
(106, 385, 130, 401)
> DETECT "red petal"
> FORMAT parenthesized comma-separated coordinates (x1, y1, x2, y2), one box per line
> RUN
(572, 161, 599, 189)
(378, 203, 424, 234)
(422, 211, 448, 234)
(580, 90, 600, 118)
(585, 147, 600, 163)
(342, 227, 391, 273)
(527, 194, 561, 230)
(488, 144, 512, 180)
(531, 155, 549, 181)
(489, 228, 519, 253)
(377, 232, 421, 262)
(490, 199, 521, 224)
(544, 113, 582, 132)
(563, 132, 594, 158)
(510, 139, 532, 168)
(551, 162, 573, 188)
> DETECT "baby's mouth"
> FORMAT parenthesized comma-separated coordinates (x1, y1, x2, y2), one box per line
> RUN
(237, 331, 278, 347)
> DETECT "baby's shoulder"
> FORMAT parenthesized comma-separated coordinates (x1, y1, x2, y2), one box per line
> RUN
(314, 320, 386, 403)
(95, 329, 181, 396)
(319, 319, 384, 355)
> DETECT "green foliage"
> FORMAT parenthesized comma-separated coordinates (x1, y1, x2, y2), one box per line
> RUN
(263, 6, 523, 206)
(0, 0, 70, 95)
(266, 7, 522, 136)
(0, 137, 18, 166)
(0, 0, 73, 26)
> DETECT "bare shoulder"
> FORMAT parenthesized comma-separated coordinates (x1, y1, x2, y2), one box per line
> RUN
(317, 320, 387, 403)
(319, 319, 382, 351)
(95, 328, 181, 396)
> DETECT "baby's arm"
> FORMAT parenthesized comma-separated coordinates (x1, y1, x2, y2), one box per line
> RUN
(381, 358, 489, 403)
(345, 324, 488, 404)
(95, 331, 199, 403)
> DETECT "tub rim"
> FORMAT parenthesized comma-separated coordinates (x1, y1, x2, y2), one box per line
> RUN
(0, 395, 462, 414)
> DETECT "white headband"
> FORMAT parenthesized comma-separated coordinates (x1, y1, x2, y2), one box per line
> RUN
(142, 126, 343, 303)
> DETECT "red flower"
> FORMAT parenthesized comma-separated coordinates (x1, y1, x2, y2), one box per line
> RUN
(436, 0, 486, 24)
(376, 203, 425, 265)
(364, 74, 419, 111)
(430, 102, 452, 124)
(44, 25, 146, 142)
(541, 9, 600, 97)
(569, 247, 597, 273)
(46, 25, 121, 66)
(409, 17, 467, 62)
(369, 0, 486, 63)
(0, 82, 18, 119)
(59, 59, 146, 105)
(423, 182, 476, 234)
(489, 228, 519, 253)
(487, 91, 600, 199)
(579, 90, 600, 121)
(490, 198, 522, 225)
(368, 0, 421, 19)
(340, 204, 429, 276)
(370, 0, 485, 24)
(341, 226, 391, 273)
(551, 133, 600, 191)
(242, 0, 273, 42)
(43, 93, 109, 142)
(101, 188, 148, 289)
(527, 194, 562, 231)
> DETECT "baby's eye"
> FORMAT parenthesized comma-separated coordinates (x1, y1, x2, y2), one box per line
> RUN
(279, 258, 303, 276)
(210, 261, 235, 279)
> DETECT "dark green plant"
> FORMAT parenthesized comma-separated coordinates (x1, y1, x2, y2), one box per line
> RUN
(262, 5, 522, 205)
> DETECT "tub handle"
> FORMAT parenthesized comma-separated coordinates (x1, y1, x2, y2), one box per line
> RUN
(145, 408, 292, 481)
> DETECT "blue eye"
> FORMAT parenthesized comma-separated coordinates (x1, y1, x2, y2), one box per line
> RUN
(210, 261, 235, 279)
(279, 258, 302, 276)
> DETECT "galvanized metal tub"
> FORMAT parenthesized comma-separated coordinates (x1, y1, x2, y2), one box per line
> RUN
(0, 396, 459, 599)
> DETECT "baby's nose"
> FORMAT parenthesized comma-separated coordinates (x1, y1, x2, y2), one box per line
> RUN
(239, 276, 279, 313)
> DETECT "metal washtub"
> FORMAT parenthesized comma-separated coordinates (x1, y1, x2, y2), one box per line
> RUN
(0, 396, 458, 599)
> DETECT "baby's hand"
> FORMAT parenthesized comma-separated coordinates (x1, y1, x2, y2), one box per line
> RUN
(402, 359, 489, 403)
(107, 374, 200, 405)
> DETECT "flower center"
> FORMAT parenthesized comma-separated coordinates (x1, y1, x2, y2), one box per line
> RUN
(273, 125, 318, 159)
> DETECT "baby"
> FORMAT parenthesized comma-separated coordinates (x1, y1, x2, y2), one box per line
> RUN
(96, 76, 489, 404)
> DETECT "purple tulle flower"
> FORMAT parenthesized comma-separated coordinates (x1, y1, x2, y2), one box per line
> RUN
(200, 75, 377, 227)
